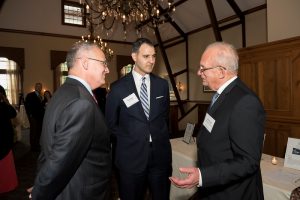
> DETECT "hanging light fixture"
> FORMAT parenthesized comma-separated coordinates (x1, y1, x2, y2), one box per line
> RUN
(80, 34, 114, 61)
(79, 6, 114, 62)
(80, 0, 176, 39)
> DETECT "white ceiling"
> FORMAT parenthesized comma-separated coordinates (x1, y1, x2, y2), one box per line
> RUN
(93, 0, 266, 43)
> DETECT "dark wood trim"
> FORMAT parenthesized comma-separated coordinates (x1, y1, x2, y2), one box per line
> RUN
(61, 0, 86, 28)
(0, 28, 132, 45)
(50, 50, 67, 91)
(187, 4, 266, 36)
(205, 0, 222, 41)
(173, 69, 187, 77)
(0, 46, 25, 94)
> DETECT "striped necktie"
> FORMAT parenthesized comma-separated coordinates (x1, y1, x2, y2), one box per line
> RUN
(140, 77, 149, 119)
(210, 92, 219, 108)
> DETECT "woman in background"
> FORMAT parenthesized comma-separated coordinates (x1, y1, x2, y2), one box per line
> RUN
(0, 85, 18, 193)
(42, 90, 52, 109)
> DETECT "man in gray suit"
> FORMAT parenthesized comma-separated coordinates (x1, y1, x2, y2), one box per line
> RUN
(30, 41, 111, 200)
(170, 42, 265, 200)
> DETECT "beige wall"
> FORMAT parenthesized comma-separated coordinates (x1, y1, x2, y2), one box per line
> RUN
(156, 9, 267, 102)
(0, 32, 131, 95)
(267, 0, 300, 42)
(155, 9, 267, 129)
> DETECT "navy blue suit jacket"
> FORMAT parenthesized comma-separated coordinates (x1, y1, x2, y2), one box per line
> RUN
(105, 72, 171, 173)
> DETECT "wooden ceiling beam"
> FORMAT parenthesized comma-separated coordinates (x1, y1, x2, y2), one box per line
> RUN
(154, 27, 185, 116)
(205, 0, 222, 41)
(136, 0, 190, 29)
(226, 0, 246, 47)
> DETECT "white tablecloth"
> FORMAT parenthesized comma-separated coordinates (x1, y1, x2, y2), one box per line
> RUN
(170, 138, 300, 200)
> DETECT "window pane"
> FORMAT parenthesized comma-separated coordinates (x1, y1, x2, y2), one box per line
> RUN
(0, 57, 19, 104)
(60, 62, 68, 85)
(63, 4, 84, 26)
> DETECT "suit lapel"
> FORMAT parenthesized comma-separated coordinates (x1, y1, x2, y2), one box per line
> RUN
(209, 78, 238, 114)
(126, 73, 148, 121)
(149, 74, 162, 121)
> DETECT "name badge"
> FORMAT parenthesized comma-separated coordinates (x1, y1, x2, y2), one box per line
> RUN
(203, 113, 215, 133)
(123, 93, 139, 108)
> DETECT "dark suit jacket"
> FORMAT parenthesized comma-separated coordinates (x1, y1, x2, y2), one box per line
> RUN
(25, 91, 44, 119)
(197, 78, 265, 200)
(32, 78, 112, 200)
(0, 102, 17, 160)
(105, 73, 171, 173)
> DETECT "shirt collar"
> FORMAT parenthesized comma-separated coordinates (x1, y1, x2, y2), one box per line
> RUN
(132, 65, 150, 82)
(68, 75, 93, 96)
(217, 76, 237, 95)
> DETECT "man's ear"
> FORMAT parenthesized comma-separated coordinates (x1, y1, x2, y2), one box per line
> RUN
(131, 52, 137, 62)
(218, 68, 226, 79)
(82, 58, 88, 70)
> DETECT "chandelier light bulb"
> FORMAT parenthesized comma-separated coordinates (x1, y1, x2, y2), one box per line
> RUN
(80, 0, 175, 39)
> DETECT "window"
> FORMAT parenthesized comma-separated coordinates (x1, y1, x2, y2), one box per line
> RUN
(59, 62, 68, 85)
(62, 0, 85, 27)
(120, 64, 133, 77)
(0, 57, 21, 105)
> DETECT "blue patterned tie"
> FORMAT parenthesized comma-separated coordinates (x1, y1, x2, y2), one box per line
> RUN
(210, 92, 219, 108)
(140, 77, 149, 119)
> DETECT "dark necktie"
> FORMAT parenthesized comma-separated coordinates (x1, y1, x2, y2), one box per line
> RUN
(140, 77, 149, 119)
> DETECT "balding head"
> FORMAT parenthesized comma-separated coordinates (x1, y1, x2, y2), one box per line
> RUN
(197, 42, 239, 91)
(66, 41, 109, 90)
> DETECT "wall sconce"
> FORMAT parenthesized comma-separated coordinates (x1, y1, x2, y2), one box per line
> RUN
(176, 81, 184, 92)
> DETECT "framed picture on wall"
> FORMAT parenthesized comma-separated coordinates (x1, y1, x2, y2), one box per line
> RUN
(203, 85, 214, 93)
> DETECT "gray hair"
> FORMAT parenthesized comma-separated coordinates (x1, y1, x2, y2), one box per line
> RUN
(66, 41, 100, 69)
(205, 41, 239, 72)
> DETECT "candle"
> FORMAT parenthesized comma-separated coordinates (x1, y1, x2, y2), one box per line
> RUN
(271, 156, 278, 165)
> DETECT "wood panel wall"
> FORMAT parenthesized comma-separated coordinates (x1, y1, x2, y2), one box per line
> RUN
(238, 36, 300, 158)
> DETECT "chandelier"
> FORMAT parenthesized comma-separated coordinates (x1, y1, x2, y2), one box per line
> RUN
(79, 0, 176, 39)
(80, 34, 114, 61)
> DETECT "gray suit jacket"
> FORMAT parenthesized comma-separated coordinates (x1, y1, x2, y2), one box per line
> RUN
(32, 78, 111, 200)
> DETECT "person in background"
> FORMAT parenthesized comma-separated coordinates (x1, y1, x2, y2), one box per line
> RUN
(0, 85, 18, 193)
(105, 38, 172, 200)
(170, 41, 265, 200)
(42, 90, 52, 109)
(29, 41, 111, 200)
(25, 82, 44, 152)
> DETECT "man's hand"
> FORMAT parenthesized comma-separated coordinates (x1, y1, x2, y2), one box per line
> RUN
(27, 186, 33, 199)
(169, 167, 200, 189)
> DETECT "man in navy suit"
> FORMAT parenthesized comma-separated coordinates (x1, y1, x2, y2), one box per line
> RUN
(30, 41, 111, 200)
(105, 38, 172, 200)
(170, 42, 265, 200)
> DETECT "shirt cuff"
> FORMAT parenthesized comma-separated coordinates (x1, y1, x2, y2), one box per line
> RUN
(197, 168, 202, 187)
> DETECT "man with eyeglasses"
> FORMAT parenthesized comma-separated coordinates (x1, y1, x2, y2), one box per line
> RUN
(170, 42, 265, 200)
(29, 41, 111, 200)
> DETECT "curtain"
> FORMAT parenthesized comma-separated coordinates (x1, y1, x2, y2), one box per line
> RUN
(6, 59, 20, 105)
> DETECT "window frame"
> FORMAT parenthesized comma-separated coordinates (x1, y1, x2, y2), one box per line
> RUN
(61, 0, 86, 27)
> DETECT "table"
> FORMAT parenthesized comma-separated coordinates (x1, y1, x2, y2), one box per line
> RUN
(261, 154, 300, 200)
(170, 138, 300, 200)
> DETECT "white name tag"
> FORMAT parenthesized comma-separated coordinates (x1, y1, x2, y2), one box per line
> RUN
(123, 93, 139, 108)
(203, 113, 215, 133)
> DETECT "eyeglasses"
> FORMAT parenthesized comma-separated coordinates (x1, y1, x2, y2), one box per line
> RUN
(199, 65, 226, 73)
(76, 57, 108, 67)
(87, 57, 108, 67)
